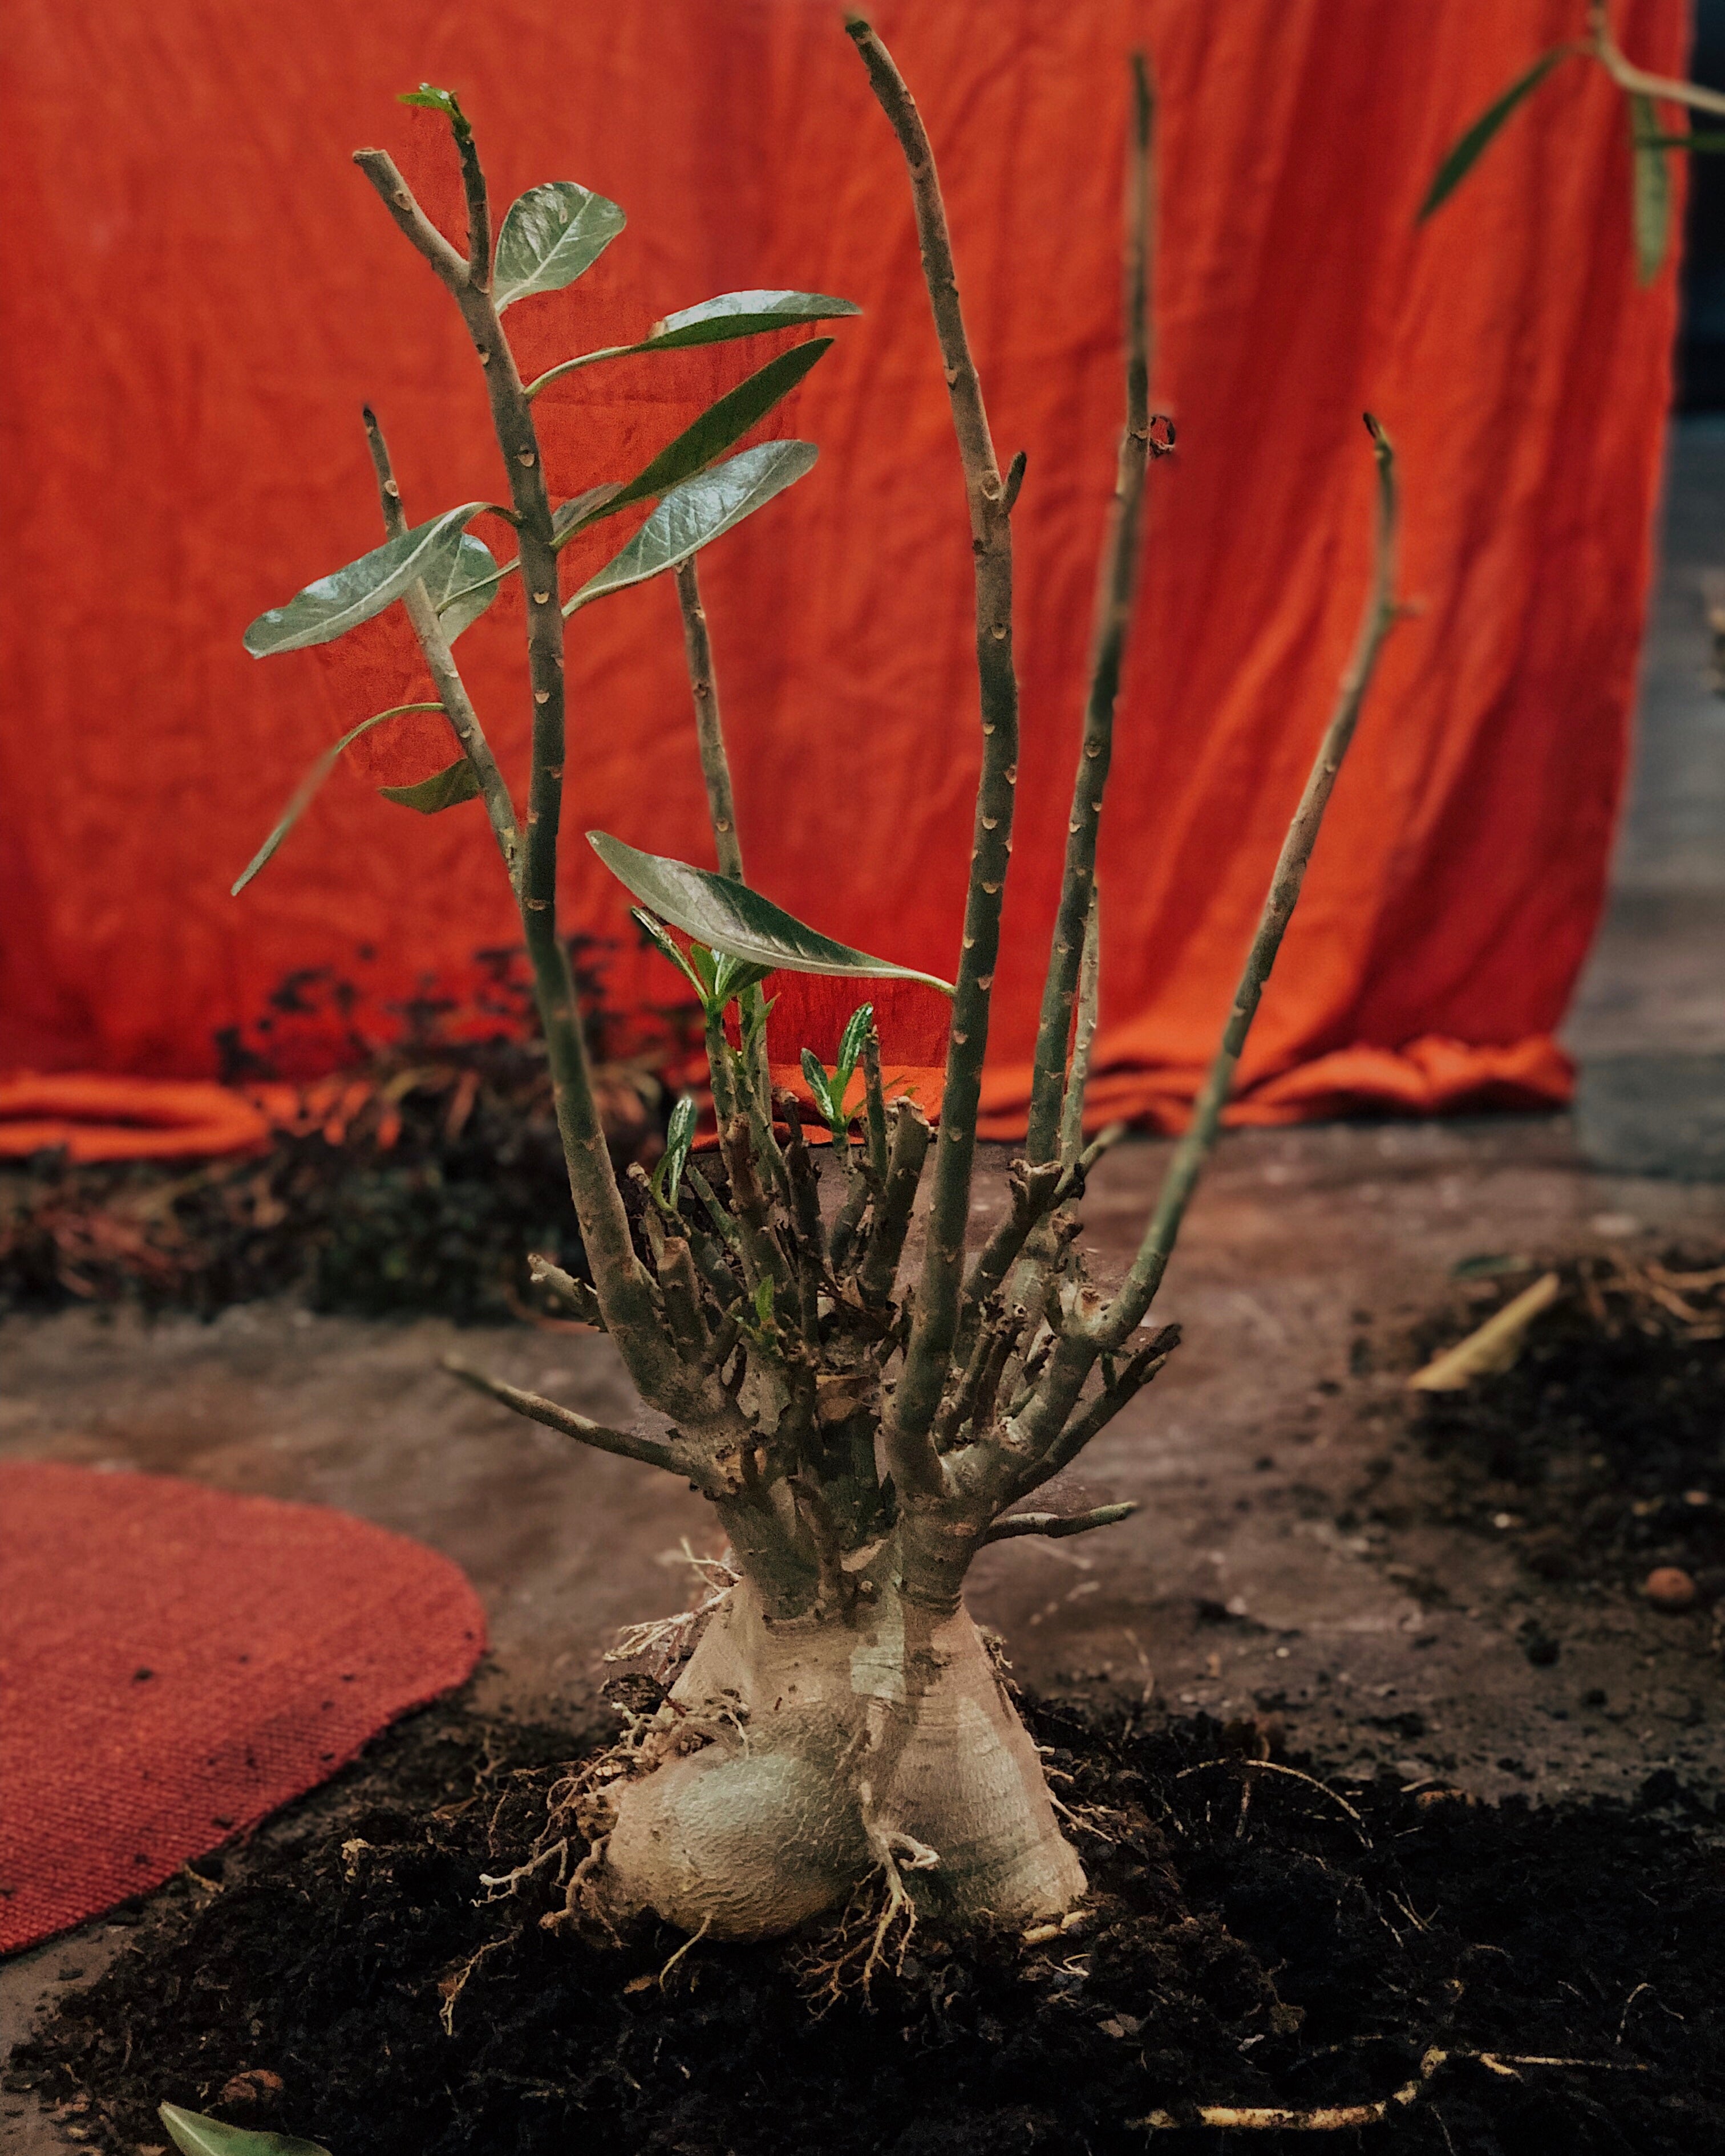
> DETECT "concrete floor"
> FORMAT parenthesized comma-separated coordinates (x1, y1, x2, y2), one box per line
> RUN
(5, 421, 1725, 2141)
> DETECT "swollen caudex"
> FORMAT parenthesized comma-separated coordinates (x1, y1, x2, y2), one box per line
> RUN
(598, 1576, 1085, 1939)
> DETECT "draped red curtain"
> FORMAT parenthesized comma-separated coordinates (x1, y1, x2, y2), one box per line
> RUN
(0, 0, 1684, 1138)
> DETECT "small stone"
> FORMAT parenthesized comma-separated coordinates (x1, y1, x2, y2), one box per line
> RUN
(1645, 1566, 1698, 1611)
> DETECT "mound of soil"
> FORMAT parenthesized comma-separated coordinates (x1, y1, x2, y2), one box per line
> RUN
(11, 1688, 1724, 2154)
(0, 951, 689, 1324)
(1410, 1250, 1725, 1606)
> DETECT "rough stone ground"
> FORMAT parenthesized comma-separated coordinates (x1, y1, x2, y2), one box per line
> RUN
(3, 423, 1723, 2150)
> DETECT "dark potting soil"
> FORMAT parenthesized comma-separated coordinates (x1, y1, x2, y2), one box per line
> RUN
(11, 1688, 1725, 2155)
(1407, 1249, 1725, 1608)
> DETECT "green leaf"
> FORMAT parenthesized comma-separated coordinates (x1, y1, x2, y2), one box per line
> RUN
(566, 443, 817, 613)
(1419, 44, 1579, 219)
(554, 341, 834, 552)
(398, 84, 470, 139)
(430, 532, 502, 641)
(159, 2105, 330, 2156)
(712, 950, 776, 1004)
(654, 289, 860, 345)
(233, 703, 444, 894)
(378, 758, 481, 813)
(835, 1003, 874, 1092)
(589, 832, 955, 995)
(659, 1092, 698, 1207)
(799, 1048, 837, 1126)
(525, 291, 860, 396)
(631, 906, 708, 1000)
(1635, 129, 1725, 151)
(493, 181, 626, 312)
(1630, 94, 1673, 283)
(754, 1277, 775, 1326)
(244, 504, 489, 657)
(551, 481, 626, 544)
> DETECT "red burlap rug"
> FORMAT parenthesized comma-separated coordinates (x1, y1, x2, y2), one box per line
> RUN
(0, 1462, 485, 1953)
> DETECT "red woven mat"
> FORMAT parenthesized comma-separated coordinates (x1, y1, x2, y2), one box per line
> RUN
(0, 1463, 485, 1953)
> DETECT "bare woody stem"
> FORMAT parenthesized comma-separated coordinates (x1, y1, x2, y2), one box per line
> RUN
(674, 559, 745, 882)
(847, 15, 1020, 1484)
(1058, 889, 1102, 1169)
(1590, 1, 1725, 116)
(361, 407, 521, 882)
(1092, 416, 1400, 1353)
(354, 138, 680, 1400)
(1024, 54, 1156, 1165)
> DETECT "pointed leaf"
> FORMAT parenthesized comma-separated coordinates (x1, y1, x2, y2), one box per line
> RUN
(653, 289, 861, 345)
(244, 504, 488, 656)
(712, 950, 776, 1003)
(1419, 44, 1579, 219)
(554, 341, 833, 550)
(430, 531, 502, 641)
(160, 2106, 330, 2156)
(836, 1003, 875, 1091)
(493, 181, 625, 311)
(661, 1092, 697, 1206)
(233, 702, 444, 894)
(398, 84, 470, 139)
(552, 481, 626, 544)
(1630, 95, 1673, 283)
(527, 293, 860, 394)
(566, 443, 817, 613)
(378, 758, 481, 813)
(589, 832, 955, 995)
(800, 1048, 837, 1125)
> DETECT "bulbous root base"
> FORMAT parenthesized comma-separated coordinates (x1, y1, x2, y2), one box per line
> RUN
(595, 1580, 1085, 1944)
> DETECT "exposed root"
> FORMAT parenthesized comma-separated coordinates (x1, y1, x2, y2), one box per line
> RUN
(790, 1822, 942, 2011)
(1132, 2044, 1649, 2131)
(476, 1837, 568, 1905)
(1176, 1758, 1372, 1847)
(603, 1540, 738, 1681)
(437, 1936, 508, 2037)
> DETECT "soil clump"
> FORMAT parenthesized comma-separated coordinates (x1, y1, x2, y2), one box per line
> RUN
(10, 1685, 1724, 2155)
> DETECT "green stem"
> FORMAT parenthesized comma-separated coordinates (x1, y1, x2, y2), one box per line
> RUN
(848, 16, 1019, 1484)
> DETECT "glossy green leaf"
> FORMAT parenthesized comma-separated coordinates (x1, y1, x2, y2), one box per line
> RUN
(654, 1092, 698, 1209)
(378, 758, 481, 813)
(566, 443, 817, 613)
(430, 532, 502, 641)
(1630, 94, 1673, 283)
(712, 950, 775, 1004)
(551, 481, 626, 544)
(493, 181, 626, 311)
(554, 342, 833, 556)
(526, 292, 860, 396)
(1419, 44, 1578, 219)
(836, 1003, 874, 1091)
(233, 703, 444, 894)
(800, 1048, 837, 1126)
(398, 83, 470, 138)
(244, 504, 488, 657)
(589, 832, 955, 995)
(160, 2104, 330, 2156)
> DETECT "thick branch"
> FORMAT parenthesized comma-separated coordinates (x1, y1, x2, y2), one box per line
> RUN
(848, 15, 1020, 1450)
(355, 142, 682, 1405)
(1025, 55, 1156, 1164)
(1059, 888, 1102, 1168)
(982, 1502, 1137, 1546)
(361, 406, 520, 881)
(1092, 416, 1400, 1352)
(443, 1356, 691, 1479)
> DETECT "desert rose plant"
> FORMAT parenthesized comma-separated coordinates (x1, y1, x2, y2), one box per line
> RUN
(237, 18, 1399, 1956)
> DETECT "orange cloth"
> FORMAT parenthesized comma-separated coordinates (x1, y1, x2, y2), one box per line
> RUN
(0, 2, 1682, 1160)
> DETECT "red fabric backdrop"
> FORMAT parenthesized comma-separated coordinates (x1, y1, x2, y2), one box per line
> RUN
(0, 0, 1684, 1135)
